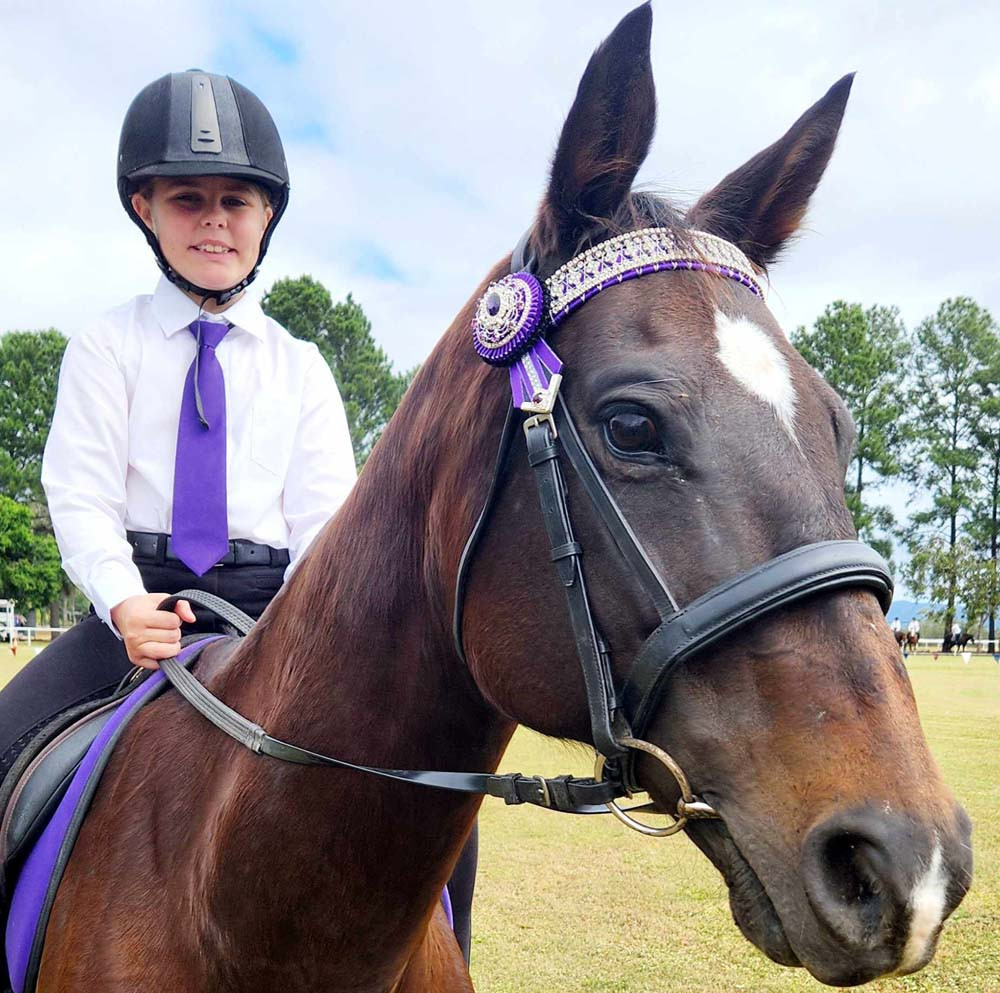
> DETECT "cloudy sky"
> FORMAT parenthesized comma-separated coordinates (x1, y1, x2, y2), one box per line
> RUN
(4, 0, 998, 595)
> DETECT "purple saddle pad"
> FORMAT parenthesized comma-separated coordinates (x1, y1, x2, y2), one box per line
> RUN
(5, 637, 223, 993)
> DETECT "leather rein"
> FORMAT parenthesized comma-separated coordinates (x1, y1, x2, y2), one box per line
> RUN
(155, 226, 894, 836)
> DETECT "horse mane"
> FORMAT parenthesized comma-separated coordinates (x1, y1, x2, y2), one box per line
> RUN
(227, 258, 513, 690)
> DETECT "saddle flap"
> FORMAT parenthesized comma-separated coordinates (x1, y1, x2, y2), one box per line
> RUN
(0, 702, 119, 870)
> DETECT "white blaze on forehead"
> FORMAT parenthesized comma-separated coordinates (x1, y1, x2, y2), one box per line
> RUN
(714, 312, 798, 442)
(898, 843, 948, 974)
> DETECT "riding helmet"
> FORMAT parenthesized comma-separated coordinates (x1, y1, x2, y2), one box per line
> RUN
(117, 70, 290, 304)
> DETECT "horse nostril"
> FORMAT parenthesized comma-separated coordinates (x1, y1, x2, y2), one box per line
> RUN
(802, 812, 916, 954)
(816, 832, 895, 945)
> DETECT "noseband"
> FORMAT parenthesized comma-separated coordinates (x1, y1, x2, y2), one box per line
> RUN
(454, 225, 893, 829)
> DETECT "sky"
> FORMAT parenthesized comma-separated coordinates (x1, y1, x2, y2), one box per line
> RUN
(3, 0, 999, 599)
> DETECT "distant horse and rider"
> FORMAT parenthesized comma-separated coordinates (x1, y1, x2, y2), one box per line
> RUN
(941, 629, 976, 655)
(0, 6, 972, 992)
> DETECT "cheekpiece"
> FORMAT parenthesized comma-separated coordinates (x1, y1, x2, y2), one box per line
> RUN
(471, 227, 763, 414)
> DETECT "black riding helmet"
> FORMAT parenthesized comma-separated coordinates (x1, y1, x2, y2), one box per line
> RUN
(118, 70, 290, 304)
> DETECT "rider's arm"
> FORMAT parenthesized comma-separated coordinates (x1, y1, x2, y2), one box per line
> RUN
(41, 323, 147, 630)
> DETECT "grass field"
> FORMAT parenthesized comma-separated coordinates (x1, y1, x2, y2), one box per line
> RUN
(0, 644, 39, 687)
(1, 648, 995, 990)
(471, 654, 1000, 992)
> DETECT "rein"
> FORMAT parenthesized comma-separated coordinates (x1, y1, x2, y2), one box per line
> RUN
(155, 224, 893, 838)
(156, 591, 619, 815)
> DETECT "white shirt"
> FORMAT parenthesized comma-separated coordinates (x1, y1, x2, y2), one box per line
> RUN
(42, 277, 357, 627)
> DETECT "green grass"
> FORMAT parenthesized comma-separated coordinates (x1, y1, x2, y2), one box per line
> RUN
(0, 643, 39, 686)
(471, 654, 1000, 992)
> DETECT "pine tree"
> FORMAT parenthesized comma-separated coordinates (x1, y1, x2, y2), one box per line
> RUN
(261, 276, 416, 468)
(792, 301, 907, 559)
(903, 297, 997, 634)
(966, 334, 1000, 650)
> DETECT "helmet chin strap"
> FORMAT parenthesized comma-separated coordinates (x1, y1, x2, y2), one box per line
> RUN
(154, 247, 261, 307)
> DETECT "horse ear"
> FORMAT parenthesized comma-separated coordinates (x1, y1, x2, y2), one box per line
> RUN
(536, 3, 656, 260)
(687, 74, 854, 270)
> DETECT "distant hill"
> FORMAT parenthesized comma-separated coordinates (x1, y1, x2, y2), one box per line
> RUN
(886, 599, 950, 626)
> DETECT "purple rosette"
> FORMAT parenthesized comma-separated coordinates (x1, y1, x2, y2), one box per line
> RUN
(471, 273, 545, 367)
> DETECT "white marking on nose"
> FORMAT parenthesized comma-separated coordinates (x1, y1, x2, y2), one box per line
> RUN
(714, 312, 798, 443)
(898, 843, 947, 974)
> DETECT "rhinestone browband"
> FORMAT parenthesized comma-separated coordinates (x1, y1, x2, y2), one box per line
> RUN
(545, 227, 762, 323)
(471, 226, 763, 412)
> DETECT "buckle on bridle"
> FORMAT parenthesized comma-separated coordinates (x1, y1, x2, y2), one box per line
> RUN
(533, 775, 552, 808)
(523, 411, 557, 442)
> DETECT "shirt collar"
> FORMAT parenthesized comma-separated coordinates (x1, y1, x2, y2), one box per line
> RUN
(151, 276, 268, 342)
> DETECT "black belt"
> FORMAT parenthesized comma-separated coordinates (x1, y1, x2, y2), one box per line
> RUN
(126, 531, 290, 569)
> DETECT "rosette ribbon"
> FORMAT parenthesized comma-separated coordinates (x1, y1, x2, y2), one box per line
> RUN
(471, 272, 564, 413)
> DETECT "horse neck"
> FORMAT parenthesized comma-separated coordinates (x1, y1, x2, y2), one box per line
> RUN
(219, 273, 511, 763)
(200, 268, 516, 945)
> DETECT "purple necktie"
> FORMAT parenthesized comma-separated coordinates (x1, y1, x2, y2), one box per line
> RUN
(172, 320, 230, 575)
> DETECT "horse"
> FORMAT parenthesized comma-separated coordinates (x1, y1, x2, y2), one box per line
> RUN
(906, 630, 921, 652)
(956, 631, 975, 652)
(29, 6, 971, 990)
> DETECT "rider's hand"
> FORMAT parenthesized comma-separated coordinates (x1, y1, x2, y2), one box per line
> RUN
(109, 593, 197, 669)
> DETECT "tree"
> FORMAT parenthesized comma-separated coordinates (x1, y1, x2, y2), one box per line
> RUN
(0, 495, 63, 612)
(0, 329, 68, 523)
(966, 337, 1000, 650)
(902, 536, 984, 635)
(793, 302, 908, 559)
(903, 297, 997, 635)
(261, 276, 416, 468)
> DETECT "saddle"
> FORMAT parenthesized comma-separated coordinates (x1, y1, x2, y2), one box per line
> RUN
(0, 634, 226, 993)
(0, 696, 122, 892)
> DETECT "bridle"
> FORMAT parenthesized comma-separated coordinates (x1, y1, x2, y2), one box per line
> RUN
(156, 224, 893, 838)
(452, 224, 894, 832)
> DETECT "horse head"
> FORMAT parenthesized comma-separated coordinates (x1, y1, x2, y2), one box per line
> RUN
(447, 5, 971, 985)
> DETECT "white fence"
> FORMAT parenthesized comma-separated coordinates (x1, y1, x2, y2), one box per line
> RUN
(1, 626, 69, 648)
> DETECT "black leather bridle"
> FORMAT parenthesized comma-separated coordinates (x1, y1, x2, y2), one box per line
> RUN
(451, 234, 894, 822)
(155, 231, 894, 833)
(452, 395, 894, 795)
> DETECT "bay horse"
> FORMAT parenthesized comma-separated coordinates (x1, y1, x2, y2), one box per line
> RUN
(33, 5, 970, 990)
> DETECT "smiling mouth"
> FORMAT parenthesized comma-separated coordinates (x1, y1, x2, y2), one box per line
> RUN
(192, 244, 234, 255)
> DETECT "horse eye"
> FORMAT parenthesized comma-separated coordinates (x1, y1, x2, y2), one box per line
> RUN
(605, 411, 660, 454)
